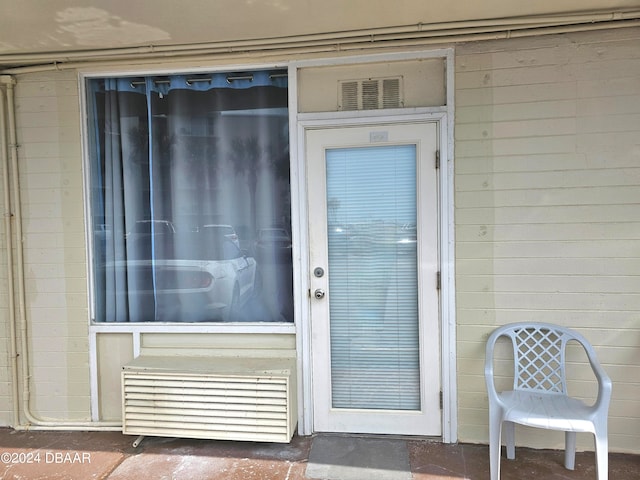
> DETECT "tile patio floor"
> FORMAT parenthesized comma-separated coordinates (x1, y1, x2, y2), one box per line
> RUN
(0, 429, 637, 479)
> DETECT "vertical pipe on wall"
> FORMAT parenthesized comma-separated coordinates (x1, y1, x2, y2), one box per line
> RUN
(1, 75, 120, 430)
(5, 75, 39, 428)
(0, 76, 20, 428)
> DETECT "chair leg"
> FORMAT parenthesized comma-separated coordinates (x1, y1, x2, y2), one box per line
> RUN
(504, 421, 515, 460)
(564, 431, 576, 470)
(594, 429, 608, 480)
(489, 412, 503, 480)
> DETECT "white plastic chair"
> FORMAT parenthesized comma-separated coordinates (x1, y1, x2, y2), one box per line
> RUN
(485, 322, 612, 480)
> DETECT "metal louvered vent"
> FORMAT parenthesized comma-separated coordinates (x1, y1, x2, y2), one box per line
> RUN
(340, 81, 359, 111)
(362, 79, 380, 110)
(339, 76, 403, 111)
(122, 356, 296, 443)
(382, 78, 401, 108)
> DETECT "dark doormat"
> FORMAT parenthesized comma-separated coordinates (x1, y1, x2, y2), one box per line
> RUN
(306, 435, 412, 480)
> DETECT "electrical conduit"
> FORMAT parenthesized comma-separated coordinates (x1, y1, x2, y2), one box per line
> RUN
(0, 75, 120, 430)
(0, 10, 639, 74)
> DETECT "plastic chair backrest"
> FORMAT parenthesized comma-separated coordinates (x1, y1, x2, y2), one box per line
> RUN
(501, 323, 574, 394)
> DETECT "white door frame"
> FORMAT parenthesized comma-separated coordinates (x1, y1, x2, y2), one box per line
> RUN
(295, 109, 456, 441)
(306, 120, 441, 435)
(289, 49, 456, 442)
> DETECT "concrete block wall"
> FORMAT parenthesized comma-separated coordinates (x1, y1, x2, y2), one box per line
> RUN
(454, 27, 640, 453)
(13, 70, 91, 421)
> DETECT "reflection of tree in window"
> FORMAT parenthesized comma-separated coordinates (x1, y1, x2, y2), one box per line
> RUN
(230, 136, 261, 234)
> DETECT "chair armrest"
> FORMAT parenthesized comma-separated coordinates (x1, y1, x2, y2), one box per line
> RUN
(484, 329, 503, 404)
(576, 337, 612, 412)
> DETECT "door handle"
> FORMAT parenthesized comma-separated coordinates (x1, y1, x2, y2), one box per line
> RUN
(314, 289, 325, 300)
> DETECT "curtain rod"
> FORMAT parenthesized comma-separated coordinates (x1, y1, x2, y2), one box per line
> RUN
(126, 72, 287, 88)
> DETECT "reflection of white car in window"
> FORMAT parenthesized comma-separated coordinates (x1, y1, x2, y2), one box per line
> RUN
(201, 224, 240, 249)
(255, 227, 292, 263)
(108, 231, 257, 322)
(128, 219, 176, 235)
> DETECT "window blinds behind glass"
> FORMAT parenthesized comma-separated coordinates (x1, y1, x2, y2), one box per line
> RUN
(326, 145, 420, 411)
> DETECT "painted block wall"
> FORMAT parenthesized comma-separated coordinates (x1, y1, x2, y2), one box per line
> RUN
(455, 27, 640, 453)
(11, 70, 92, 422)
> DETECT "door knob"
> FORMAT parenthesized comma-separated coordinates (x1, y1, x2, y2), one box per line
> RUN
(314, 289, 325, 299)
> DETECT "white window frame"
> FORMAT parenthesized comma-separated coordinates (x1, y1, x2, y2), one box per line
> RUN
(78, 63, 299, 422)
(80, 63, 298, 334)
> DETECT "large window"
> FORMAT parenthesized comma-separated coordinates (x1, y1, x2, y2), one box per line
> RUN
(86, 70, 292, 323)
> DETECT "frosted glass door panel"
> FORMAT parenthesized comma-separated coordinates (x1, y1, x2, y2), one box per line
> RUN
(307, 121, 441, 436)
(326, 145, 420, 411)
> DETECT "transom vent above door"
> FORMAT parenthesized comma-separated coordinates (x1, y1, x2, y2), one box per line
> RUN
(339, 77, 403, 111)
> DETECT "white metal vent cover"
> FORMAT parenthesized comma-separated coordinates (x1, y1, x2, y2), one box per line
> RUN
(339, 76, 403, 111)
(121, 356, 296, 444)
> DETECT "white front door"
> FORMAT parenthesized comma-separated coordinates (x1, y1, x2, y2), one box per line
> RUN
(307, 121, 441, 436)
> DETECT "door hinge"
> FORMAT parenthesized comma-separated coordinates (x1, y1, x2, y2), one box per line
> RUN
(435, 150, 440, 169)
(436, 271, 441, 290)
(439, 390, 443, 409)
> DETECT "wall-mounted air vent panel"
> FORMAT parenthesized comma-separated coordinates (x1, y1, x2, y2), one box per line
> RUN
(339, 76, 403, 111)
(122, 356, 296, 443)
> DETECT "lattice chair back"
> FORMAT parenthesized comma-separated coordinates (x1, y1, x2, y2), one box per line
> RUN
(510, 324, 568, 394)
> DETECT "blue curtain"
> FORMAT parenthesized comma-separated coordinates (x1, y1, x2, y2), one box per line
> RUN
(87, 71, 292, 323)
